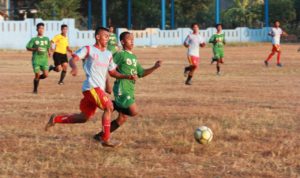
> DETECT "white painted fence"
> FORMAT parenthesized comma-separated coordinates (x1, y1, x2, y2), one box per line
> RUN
(0, 18, 271, 49)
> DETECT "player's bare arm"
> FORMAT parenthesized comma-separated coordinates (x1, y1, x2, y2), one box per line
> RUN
(105, 76, 112, 94)
(268, 32, 274, 37)
(282, 31, 288, 37)
(67, 46, 73, 54)
(26, 47, 41, 52)
(109, 69, 137, 81)
(69, 55, 80, 76)
(141, 60, 162, 77)
(184, 42, 189, 48)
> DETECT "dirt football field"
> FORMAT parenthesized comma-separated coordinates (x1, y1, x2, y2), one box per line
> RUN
(0, 44, 300, 178)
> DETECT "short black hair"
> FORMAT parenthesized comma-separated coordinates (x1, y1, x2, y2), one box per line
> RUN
(215, 23, 223, 28)
(191, 23, 199, 29)
(36, 22, 44, 29)
(274, 20, 280, 24)
(61, 24, 68, 30)
(94, 27, 109, 37)
(120, 31, 131, 41)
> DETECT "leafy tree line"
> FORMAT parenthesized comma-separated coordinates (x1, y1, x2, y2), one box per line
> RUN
(31, 0, 300, 34)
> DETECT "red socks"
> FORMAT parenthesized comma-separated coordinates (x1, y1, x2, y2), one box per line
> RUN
(54, 114, 82, 123)
(266, 53, 274, 61)
(101, 117, 111, 141)
(277, 52, 281, 64)
(266, 52, 281, 64)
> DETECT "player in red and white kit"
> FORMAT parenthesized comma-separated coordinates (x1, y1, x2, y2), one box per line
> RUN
(45, 27, 137, 147)
(264, 20, 288, 67)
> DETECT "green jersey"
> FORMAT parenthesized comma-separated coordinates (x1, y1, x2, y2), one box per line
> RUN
(107, 33, 118, 55)
(209, 33, 225, 48)
(26, 36, 50, 61)
(113, 50, 145, 108)
(209, 33, 225, 60)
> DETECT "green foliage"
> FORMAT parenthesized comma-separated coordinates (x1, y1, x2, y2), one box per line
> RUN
(36, 0, 82, 20)
(222, 0, 263, 28)
(269, 0, 296, 25)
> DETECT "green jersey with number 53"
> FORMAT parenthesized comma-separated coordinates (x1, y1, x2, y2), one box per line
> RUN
(113, 50, 145, 96)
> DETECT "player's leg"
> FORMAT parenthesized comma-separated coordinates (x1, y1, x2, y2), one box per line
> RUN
(88, 88, 121, 147)
(94, 102, 138, 139)
(49, 53, 62, 72)
(33, 72, 40, 94)
(216, 60, 221, 75)
(58, 61, 68, 85)
(186, 56, 199, 85)
(39, 62, 49, 79)
(219, 50, 225, 64)
(276, 47, 282, 67)
(45, 90, 97, 131)
(184, 56, 192, 77)
(46, 112, 89, 128)
(265, 45, 276, 66)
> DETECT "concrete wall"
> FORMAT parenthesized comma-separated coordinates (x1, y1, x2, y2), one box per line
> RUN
(0, 18, 271, 50)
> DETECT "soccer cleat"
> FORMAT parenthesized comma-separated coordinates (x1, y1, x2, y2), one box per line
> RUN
(185, 80, 192, 85)
(33, 90, 38, 94)
(277, 63, 283, 67)
(58, 81, 64, 85)
(93, 134, 122, 148)
(45, 114, 56, 131)
(264, 61, 269, 67)
(217, 72, 221, 76)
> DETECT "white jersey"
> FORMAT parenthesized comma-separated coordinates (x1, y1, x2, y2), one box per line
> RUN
(184, 33, 205, 57)
(73, 45, 116, 92)
(270, 27, 283, 45)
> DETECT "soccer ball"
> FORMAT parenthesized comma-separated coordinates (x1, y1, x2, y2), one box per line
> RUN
(194, 126, 213, 144)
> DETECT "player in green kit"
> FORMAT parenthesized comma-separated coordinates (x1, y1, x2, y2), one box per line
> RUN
(209, 24, 225, 75)
(26, 23, 51, 94)
(107, 26, 119, 55)
(93, 31, 161, 141)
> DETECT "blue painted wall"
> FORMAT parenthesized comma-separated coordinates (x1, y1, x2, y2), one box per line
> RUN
(0, 19, 271, 49)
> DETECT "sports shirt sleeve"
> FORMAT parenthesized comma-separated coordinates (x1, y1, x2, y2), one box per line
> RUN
(136, 62, 145, 78)
(108, 54, 117, 71)
(51, 35, 58, 43)
(26, 38, 34, 49)
(209, 35, 215, 43)
(184, 35, 190, 45)
(73, 46, 88, 60)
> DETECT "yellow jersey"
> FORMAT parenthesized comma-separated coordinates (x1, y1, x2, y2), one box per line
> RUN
(52, 34, 69, 54)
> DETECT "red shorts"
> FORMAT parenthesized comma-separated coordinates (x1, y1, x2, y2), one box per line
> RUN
(188, 56, 199, 67)
(80, 88, 112, 118)
(272, 45, 281, 52)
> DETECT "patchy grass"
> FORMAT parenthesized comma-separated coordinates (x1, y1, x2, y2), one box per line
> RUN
(0, 44, 300, 177)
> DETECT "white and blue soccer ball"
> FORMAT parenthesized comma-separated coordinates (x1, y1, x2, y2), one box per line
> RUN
(194, 126, 213, 144)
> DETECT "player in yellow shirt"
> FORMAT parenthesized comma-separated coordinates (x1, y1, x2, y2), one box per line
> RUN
(49, 24, 73, 85)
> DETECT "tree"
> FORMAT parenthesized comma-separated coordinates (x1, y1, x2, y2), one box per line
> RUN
(268, 0, 296, 25)
(36, 0, 82, 20)
(223, 0, 263, 28)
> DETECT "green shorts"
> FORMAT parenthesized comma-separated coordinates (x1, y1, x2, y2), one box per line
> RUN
(114, 93, 135, 109)
(213, 47, 224, 59)
(32, 58, 48, 73)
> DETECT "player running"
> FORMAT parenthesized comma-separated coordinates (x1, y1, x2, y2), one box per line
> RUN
(183, 23, 205, 85)
(45, 27, 137, 148)
(264, 20, 288, 67)
(49, 24, 73, 85)
(107, 26, 119, 56)
(26, 22, 51, 94)
(93, 31, 161, 141)
(209, 24, 225, 75)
